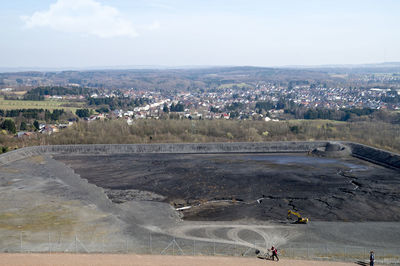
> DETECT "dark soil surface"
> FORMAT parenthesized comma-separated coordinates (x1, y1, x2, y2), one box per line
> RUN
(54, 153, 400, 222)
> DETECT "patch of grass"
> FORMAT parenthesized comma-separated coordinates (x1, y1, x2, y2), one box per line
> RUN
(218, 83, 251, 89)
(28, 155, 45, 164)
(3, 91, 27, 95)
(0, 96, 85, 112)
(285, 119, 346, 125)
(0, 205, 76, 231)
(0, 166, 20, 174)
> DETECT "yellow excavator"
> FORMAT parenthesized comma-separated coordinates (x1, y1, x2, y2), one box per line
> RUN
(287, 210, 309, 224)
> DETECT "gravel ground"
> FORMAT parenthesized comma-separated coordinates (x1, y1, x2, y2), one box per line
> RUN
(1, 152, 399, 262)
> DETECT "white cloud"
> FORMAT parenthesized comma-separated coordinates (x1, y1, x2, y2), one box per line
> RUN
(141, 21, 161, 31)
(21, 0, 138, 38)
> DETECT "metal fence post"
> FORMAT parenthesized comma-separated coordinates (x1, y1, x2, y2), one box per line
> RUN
(126, 239, 128, 254)
(364, 247, 366, 262)
(102, 236, 104, 254)
(173, 237, 175, 256)
(213, 241, 216, 256)
(48, 232, 51, 253)
(20, 231, 22, 253)
(149, 233, 152, 254)
(75, 234, 77, 253)
(193, 240, 195, 256)
(326, 244, 328, 258)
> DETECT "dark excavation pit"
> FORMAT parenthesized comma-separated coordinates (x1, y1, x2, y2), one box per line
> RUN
(53, 153, 400, 222)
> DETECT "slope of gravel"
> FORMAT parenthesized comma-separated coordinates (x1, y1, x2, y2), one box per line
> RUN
(1, 146, 400, 260)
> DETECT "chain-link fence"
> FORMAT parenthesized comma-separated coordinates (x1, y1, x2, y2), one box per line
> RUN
(1, 231, 399, 264)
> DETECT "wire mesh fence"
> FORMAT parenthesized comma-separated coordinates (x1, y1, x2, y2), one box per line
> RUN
(1, 231, 399, 264)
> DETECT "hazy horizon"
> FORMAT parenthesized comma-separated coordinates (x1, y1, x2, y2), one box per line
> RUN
(1, 0, 399, 68)
(1, 61, 400, 73)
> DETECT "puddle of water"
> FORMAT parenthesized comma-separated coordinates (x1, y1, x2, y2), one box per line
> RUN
(244, 155, 368, 170)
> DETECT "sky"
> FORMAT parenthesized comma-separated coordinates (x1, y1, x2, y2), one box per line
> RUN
(0, 0, 399, 69)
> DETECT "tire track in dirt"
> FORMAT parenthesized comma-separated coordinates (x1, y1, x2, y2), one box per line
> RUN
(164, 224, 299, 252)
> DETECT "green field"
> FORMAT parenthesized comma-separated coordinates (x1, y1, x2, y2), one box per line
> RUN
(0, 97, 85, 112)
(217, 83, 252, 89)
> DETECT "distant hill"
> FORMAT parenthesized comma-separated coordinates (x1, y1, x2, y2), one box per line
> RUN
(0, 66, 331, 90)
(284, 62, 400, 74)
(0, 63, 399, 90)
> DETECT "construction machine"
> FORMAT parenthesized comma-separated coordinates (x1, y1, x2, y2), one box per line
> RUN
(287, 210, 309, 224)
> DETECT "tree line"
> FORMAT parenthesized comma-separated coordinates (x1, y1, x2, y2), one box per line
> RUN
(39, 119, 400, 154)
(254, 100, 400, 124)
(0, 109, 65, 121)
(23, 86, 92, 100)
(169, 102, 185, 112)
(87, 97, 150, 111)
(284, 107, 400, 123)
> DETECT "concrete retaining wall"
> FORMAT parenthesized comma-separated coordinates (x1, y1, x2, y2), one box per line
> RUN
(0, 141, 328, 165)
(344, 142, 400, 170)
(1, 141, 399, 170)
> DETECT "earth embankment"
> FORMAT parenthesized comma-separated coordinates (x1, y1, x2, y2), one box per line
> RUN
(0, 141, 329, 165)
(1, 141, 400, 171)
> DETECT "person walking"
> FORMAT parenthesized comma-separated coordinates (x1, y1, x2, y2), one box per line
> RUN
(370, 251, 375, 266)
(270, 246, 279, 261)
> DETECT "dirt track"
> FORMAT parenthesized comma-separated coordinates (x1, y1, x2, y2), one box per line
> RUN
(0, 254, 360, 266)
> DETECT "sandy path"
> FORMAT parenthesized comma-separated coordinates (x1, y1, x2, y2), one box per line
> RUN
(0, 254, 361, 266)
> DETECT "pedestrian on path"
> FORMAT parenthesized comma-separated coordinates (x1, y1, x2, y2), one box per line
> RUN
(370, 250, 375, 266)
(270, 246, 279, 261)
